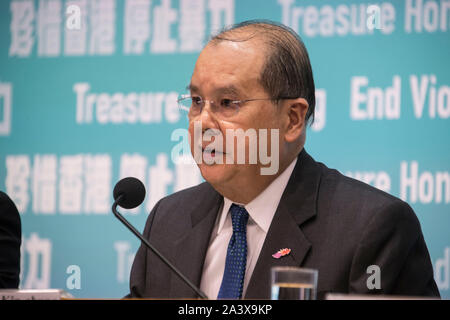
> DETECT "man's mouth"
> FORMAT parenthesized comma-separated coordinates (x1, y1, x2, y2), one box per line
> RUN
(202, 147, 221, 157)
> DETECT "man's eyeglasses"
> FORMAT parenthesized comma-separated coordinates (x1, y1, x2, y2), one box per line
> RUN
(177, 95, 295, 118)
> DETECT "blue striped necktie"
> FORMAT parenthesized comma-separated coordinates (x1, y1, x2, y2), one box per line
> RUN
(217, 204, 249, 299)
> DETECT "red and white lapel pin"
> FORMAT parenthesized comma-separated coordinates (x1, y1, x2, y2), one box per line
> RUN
(272, 248, 291, 259)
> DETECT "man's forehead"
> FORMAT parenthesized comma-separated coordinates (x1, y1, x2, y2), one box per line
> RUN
(202, 36, 265, 68)
(190, 40, 265, 95)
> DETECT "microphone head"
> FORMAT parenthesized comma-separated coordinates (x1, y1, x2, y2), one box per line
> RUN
(113, 177, 146, 209)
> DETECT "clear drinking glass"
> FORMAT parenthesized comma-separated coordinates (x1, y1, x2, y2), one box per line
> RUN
(271, 267, 318, 300)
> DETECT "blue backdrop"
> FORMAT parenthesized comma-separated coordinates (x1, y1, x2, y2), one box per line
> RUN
(0, 0, 449, 298)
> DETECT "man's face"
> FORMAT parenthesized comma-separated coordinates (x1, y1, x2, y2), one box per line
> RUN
(187, 39, 286, 192)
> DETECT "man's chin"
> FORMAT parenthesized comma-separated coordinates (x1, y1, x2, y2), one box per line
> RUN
(198, 162, 233, 186)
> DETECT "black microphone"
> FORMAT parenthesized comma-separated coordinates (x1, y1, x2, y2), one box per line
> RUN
(112, 177, 208, 299)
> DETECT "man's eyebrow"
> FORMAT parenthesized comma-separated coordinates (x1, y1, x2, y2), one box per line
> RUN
(186, 84, 241, 96)
(215, 85, 241, 97)
(187, 84, 199, 93)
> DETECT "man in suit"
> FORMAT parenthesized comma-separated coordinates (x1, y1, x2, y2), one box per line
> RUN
(128, 20, 439, 299)
(0, 191, 21, 288)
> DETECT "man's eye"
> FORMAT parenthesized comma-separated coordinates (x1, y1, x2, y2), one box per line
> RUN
(220, 99, 237, 108)
(192, 96, 203, 105)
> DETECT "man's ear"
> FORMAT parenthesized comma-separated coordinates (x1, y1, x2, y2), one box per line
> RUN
(283, 98, 309, 143)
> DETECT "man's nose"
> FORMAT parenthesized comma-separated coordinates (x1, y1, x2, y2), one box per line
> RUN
(198, 100, 219, 131)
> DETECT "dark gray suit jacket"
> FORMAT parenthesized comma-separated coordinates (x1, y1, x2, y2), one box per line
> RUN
(0, 191, 21, 289)
(128, 149, 440, 299)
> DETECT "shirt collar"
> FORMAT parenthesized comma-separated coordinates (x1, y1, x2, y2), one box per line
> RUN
(217, 157, 298, 234)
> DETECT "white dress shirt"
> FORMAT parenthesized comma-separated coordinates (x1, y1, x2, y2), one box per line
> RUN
(199, 158, 298, 299)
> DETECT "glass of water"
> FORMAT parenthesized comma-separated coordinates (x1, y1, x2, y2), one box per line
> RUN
(271, 267, 318, 300)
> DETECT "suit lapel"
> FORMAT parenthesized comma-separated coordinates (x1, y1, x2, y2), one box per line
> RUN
(245, 149, 323, 299)
(244, 201, 312, 299)
(169, 184, 223, 298)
